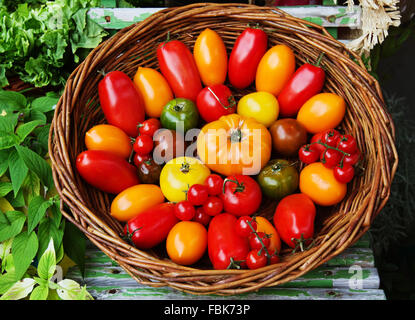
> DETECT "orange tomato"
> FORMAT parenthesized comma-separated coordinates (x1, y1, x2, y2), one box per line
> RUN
(255, 44, 296, 96)
(296, 93, 346, 134)
(299, 162, 347, 206)
(133, 67, 173, 118)
(85, 124, 132, 159)
(166, 221, 208, 265)
(196, 114, 272, 176)
(110, 184, 165, 222)
(255, 216, 281, 254)
(193, 28, 227, 86)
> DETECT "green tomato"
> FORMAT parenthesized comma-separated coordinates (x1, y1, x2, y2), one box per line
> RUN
(160, 98, 199, 133)
(257, 159, 299, 200)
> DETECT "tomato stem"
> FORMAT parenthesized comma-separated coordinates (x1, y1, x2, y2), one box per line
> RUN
(290, 233, 315, 254)
(246, 220, 274, 263)
(97, 69, 107, 77)
(222, 178, 245, 194)
(227, 257, 245, 270)
(229, 129, 242, 143)
(308, 140, 350, 166)
(207, 87, 236, 110)
(314, 52, 325, 68)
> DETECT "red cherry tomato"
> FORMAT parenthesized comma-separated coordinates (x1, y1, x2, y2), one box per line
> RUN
(299, 145, 320, 164)
(321, 148, 342, 168)
(273, 193, 316, 249)
(196, 84, 236, 123)
(138, 118, 161, 137)
(278, 58, 326, 117)
(248, 232, 270, 250)
(343, 149, 361, 166)
(221, 175, 262, 216)
(133, 134, 153, 155)
(246, 249, 267, 270)
(208, 213, 250, 270)
(157, 39, 202, 102)
(204, 174, 224, 196)
(203, 196, 223, 216)
(228, 28, 268, 89)
(333, 164, 355, 184)
(193, 206, 212, 226)
(187, 184, 209, 206)
(76, 150, 139, 194)
(133, 153, 151, 167)
(338, 134, 358, 154)
(269, 250, 280, 265)
(310, 132, 326, 156)
(98, 71, 145, 137)
(235, 216, 257, 237)
(124, 202, 178, 249)
(174, 201, 196, 221)
(321, 129, 341, 147)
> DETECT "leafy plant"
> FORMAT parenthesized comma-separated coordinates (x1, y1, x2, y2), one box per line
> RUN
(0, 88, 90, 300)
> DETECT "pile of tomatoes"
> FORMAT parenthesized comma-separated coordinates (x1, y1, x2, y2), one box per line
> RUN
(75, 26, 362, 270)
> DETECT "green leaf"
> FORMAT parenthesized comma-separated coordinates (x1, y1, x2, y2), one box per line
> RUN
(16, 119, 45, 142)
(12, 231, 39, 280)
(37, 218, 63, 260)
(0, 278, 36, 300)
(0, 210, 26, 242)
(31, 96, 59, 113)
(29, 284, 49, 300)
(0, 150, 10, 176)
(27, 196, 53, 233)
(63, 220, 86, 277)
(0, 272, 18, 295)
(0, 112, 19, 133)
(22, 171, 41, 204)
(56, 279, 93, 300)
(0, 182, 13, 197)
(15, 145, 53, 190)
(29, 110, 47, 123)
(8, 149, 28, 197)
(37, 238, 56, 281)
(0, 90, 27, 115)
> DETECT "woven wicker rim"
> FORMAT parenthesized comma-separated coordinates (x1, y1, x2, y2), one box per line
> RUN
(49, 3, 398, 295)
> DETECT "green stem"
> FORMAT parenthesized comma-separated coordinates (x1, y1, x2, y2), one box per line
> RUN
(222, 178, 245, 194)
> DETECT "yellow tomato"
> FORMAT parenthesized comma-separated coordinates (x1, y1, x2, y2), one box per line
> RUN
(85, 124, 132, 159)
(133, 67, 173, 118)
(166, 221, 207, 265)
(299, 162, 347, 206)
(255, 44, 296, 96)
(197, 114, 272, 176)
(297, 93, 346, 134)
(255, 216, 281, 254)
(237, 91, 279, 127)
(159, 157, 211, 202)
(193, 28, 227, 86)
(110, 184, 165, 222)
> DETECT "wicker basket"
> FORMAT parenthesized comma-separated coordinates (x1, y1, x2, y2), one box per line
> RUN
(49, 3, 398, 295)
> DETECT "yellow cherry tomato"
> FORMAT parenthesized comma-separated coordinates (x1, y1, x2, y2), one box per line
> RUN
(166, 221, 207, 265)
(255, 44, 296, 96)
(160, 157, 211, 202)
(299, 162, 347, 206)
(133, 67, 173, 118)
(85, 124, 132, 159)
(255, 216, 281, 254)
(193, 28, 227, 86)
(110, 184, 165, 222)
(297, 93, 346, 134)
(237, 91, 279, 128)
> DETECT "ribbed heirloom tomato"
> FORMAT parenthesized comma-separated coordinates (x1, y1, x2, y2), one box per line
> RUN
(197, 114, 272, 176)
(133, 67, 173, 118)
(85, 124, 132, 159)
(193, 28, 227, 86)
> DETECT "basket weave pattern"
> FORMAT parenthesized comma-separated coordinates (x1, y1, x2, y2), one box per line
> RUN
(49, 3, 398, 295)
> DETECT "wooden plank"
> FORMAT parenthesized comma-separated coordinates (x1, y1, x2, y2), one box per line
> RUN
(82, 286, 386, 300)
(87, 6, 361, 30)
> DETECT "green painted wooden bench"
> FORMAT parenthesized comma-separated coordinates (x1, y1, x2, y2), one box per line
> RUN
(66, 235, 386, 300)
(65, 2, 385, 300)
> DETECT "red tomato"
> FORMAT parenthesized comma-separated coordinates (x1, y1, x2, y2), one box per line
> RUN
(124, 202, 178, 249)
(321, 148, 342, 168)
(98, 71, 145, 137)
(133, 153, 151, 167)
(246, 249, 267, 270)
(133, 134, 153, 155)
(321, 129, 341, 147)
(343, 149, 361, 166)
(193, 207, 212, 226)
(273, 193, 316, 249)
(235, 216, 257, 237)
(187, 184, 209, 206)
(338, 134, 358, 154)
(203, 196, 223, 216)
(208, 213, 250, 269)
(228, 28, 268, 89)
(248, 232, 270, 250)
(220, 175, 262, 216)
(138, 118, 161, 137)
(299, 145, 320, 164)
(333, 164, 355, 184)
(174, 201, 196, 221)
(157, 39, 202, 102)
(278, 58, 325, 117)
(204, 174, 223, 196)
(76, 150, 139, 194)
(196, 84, 236, 123)
(310, 132, 326, 155)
